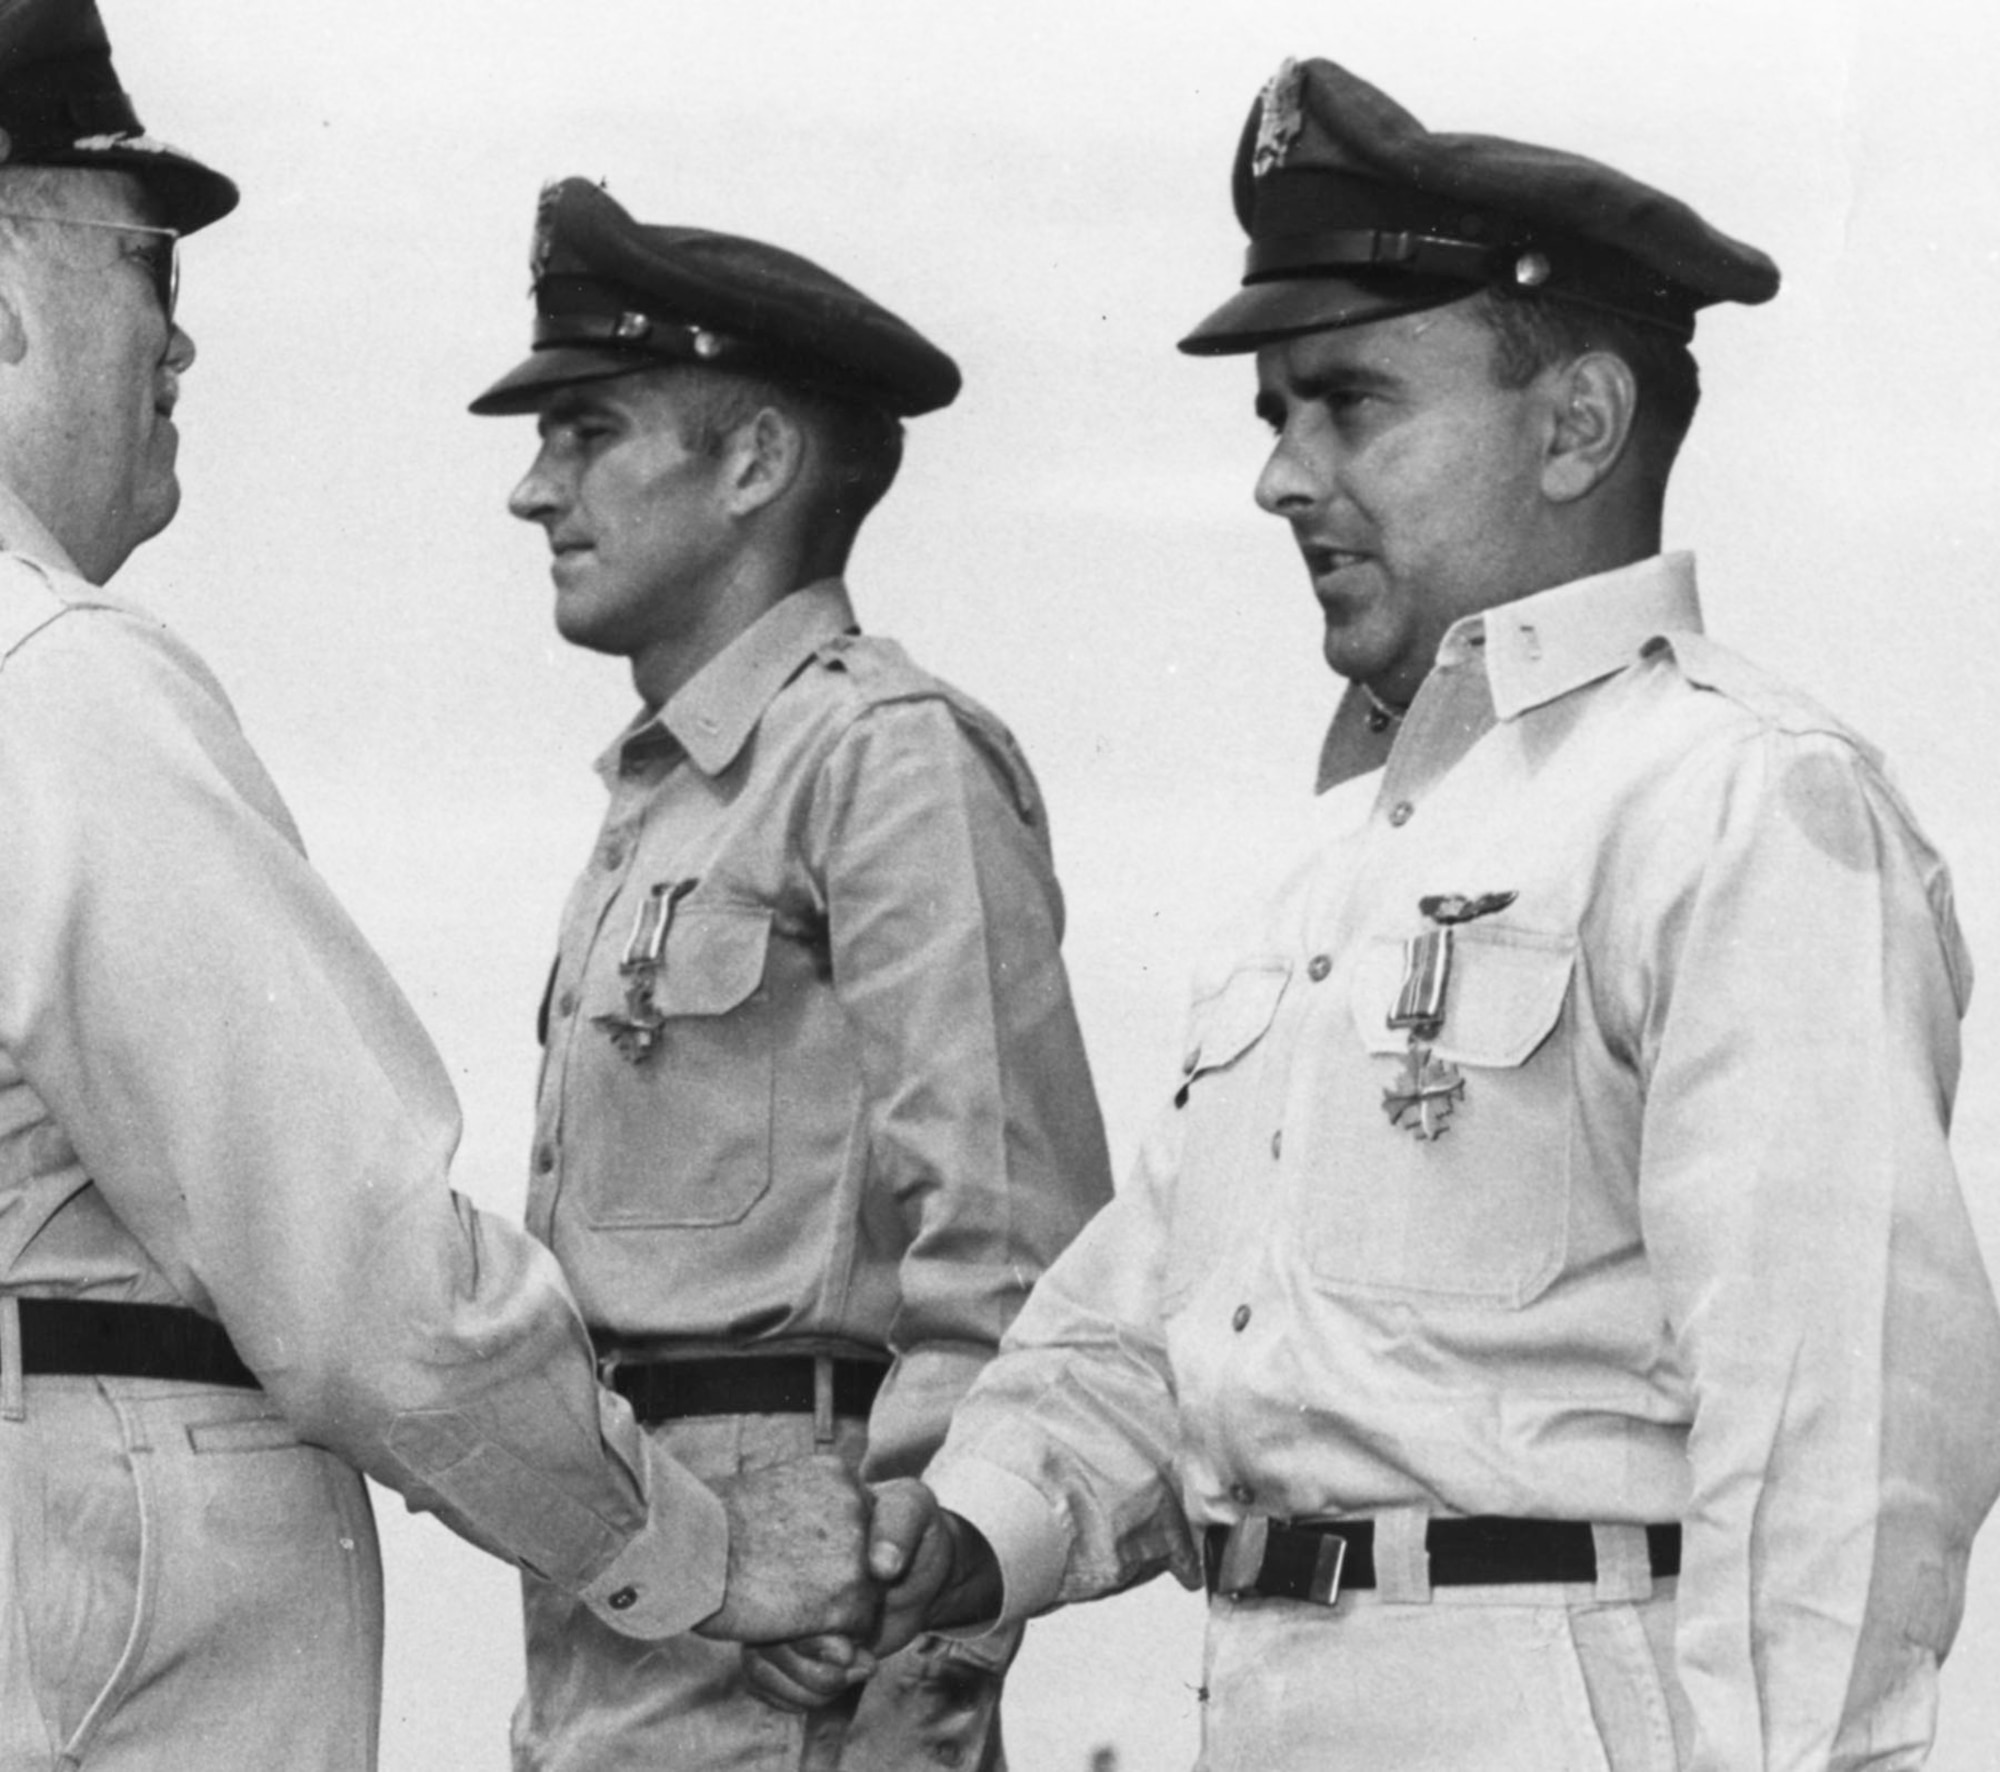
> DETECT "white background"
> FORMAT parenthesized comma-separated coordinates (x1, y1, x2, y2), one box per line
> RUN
(105, 2, 2000, 1765)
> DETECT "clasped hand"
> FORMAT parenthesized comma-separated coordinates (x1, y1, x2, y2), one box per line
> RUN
(697, 1466, 989, 1713)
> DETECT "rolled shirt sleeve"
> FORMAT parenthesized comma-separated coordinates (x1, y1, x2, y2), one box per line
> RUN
(0, 586, 725, 1637)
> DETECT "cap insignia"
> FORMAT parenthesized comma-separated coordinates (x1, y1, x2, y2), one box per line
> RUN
(613, 311, 652, 341)
(529, 180, 560, 285)
(1252, 59, 1305, 178)
(690, 328, 722, 359)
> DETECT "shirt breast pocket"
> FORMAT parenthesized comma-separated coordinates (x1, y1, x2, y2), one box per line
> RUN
(1160, 958, 1292, 1309)
(577, 902, 776, 1229)
(1300, 924, 1576, 1308)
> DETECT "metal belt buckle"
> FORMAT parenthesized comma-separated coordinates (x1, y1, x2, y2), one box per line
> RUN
(1216, 1518, 1350, 1606)
(1214, 1516, 1271, 1598)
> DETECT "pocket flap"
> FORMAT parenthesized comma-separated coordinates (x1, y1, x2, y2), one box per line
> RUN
(1351, 925, 1574, 1067)
(647, 904, 772, 1017)
(1182, 960, 1291, 1079)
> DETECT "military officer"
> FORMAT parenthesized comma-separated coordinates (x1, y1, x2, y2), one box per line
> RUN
(762, 53, 2000, 1770)
(471, 181, 1113, 1769)
(0, 10, 872, 1770)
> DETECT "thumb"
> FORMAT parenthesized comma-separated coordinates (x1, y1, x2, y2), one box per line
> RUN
(866, 1479, 935, 1582)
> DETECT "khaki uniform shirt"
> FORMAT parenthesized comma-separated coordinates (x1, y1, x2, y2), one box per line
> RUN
(530, 580, 1112, 1478)
(0, 490, 724, 1638)
(930, 553, 2000, 1767)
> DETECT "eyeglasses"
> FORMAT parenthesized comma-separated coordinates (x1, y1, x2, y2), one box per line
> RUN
(0, 212, 180, 319)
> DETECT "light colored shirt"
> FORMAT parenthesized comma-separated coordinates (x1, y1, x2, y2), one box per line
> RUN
(929, 552, 2000, 1768)
(530, 580, 1112, 1479)
(0, 490, 725, 1638)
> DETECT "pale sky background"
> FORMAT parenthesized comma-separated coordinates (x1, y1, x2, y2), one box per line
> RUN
(99, 1, 2000, 1765)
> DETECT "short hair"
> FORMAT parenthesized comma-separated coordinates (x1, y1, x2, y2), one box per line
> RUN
(1465, 286, 1701, 483)
(658, 365, 904, 546)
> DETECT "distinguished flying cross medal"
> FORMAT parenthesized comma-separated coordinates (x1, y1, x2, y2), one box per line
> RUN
(593, 878, 697, 1063)
(1382, 890, 1518, 1141)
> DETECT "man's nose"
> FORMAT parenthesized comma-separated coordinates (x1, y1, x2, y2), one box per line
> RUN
(508, 453, 561, 523)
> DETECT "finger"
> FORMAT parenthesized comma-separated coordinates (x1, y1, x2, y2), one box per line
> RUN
(785, 1633, 860, 1669)
(742, 1643, 875, 1712)
(871, 1604, 921, 1661)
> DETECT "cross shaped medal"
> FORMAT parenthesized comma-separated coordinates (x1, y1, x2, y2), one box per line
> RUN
(591, 877, 697, 1064)
(1378, 890, 1519, 1141)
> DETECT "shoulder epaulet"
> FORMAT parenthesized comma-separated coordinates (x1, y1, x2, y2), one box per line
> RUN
(0, 554, 96, 665)
(813, 632, 1044, 824)
(1658, 630, 1878, 764)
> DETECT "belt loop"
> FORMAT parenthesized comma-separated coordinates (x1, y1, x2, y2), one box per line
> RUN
(1591, 1523, 1653, 1602)
(0, 1296, 21, 1421)
(812, 1354, 835, 1451)
(1372, 1505, 1433, 1604)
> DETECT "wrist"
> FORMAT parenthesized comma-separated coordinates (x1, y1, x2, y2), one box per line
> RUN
(932, 1511, 1004, 1630)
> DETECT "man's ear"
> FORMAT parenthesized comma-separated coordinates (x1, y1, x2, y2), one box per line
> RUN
(722, 406, 805, 518)
(1542, 351, 1637, 503)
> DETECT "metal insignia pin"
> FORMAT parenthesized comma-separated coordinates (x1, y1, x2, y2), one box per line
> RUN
(529, 179, 560, 285)
(1251, 59, 1305, 178)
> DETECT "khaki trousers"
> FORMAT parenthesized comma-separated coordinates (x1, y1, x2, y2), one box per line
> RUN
(1200, 1521, 1693, 1770)
(0, 1359, 381, 1772)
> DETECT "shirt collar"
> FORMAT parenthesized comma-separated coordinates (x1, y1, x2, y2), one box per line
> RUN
(1447, 550, 1703, 721)
(618, 579, 858, 778)
(0, 480, 82, 579)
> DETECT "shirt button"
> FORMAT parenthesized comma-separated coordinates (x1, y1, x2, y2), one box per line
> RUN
(534, 1142, 557, 1175)
(1269, 1130, 1283, 1160)
(556, 988, 578, 1018)
(600, 839, 628, 869)
(1232, 1304, 1252, 1332)
(607, 1586, 638, 1611)
(1307, 954, 1331, 982)
(1229, 1482, 1256, 1505)
(1387, 800, 1415, 827)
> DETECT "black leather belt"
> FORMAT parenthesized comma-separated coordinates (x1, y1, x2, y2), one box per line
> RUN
(12, 1297, 260, 1389)
(1204, 1516, 1681, 1604)
(593, 1346, 886, 1426)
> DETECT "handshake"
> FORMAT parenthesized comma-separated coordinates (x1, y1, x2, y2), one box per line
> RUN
(694, 1457, 1003, 1712)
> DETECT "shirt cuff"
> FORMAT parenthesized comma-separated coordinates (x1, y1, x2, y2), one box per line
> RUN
(928, 1456, 1072, 1629)
(575, 1430, 730, 1639)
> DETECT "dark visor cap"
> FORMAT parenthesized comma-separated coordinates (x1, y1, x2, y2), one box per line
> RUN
(1180, 57, 1778, 354)
(470, 178, 961, 418)
(0, 0, 236, 235)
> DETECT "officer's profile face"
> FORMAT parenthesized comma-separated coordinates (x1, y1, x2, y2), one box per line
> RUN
(506, 372, 737, 667)
(1252, 299, 1559, 705)
(0, 168, 192, 582)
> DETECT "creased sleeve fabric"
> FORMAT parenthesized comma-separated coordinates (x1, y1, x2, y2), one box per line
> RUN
(0, 570, 724, 1640)
(812, 695, 1115, 1477)
(1614, 721, 2000, 1768)
(927, 1101, 1200, 1622)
